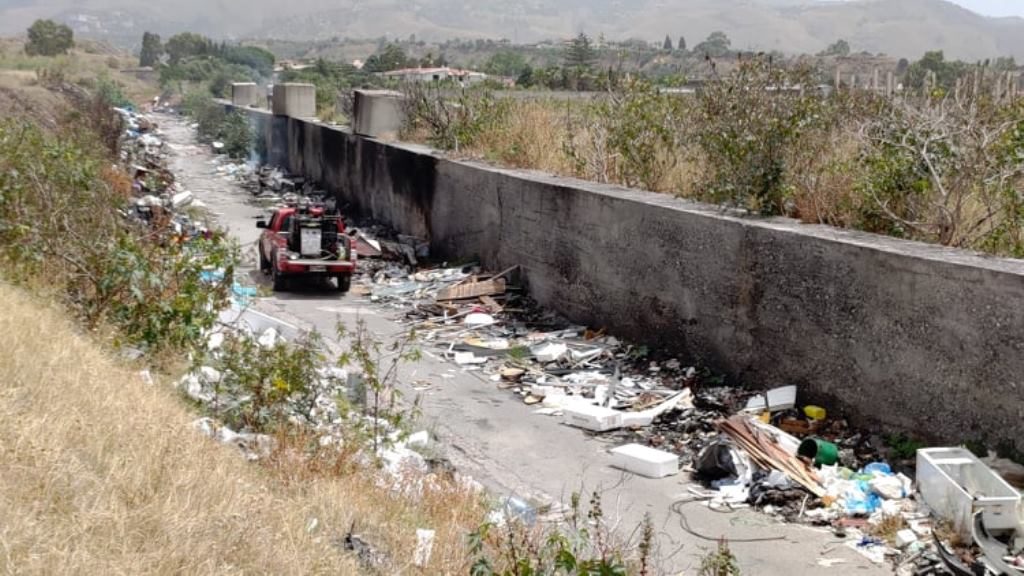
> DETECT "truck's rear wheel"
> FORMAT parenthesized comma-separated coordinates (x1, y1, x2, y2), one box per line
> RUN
(272, 263, 288, 292)
(258, 246, 270, 273)
(336, 274, 351, 293)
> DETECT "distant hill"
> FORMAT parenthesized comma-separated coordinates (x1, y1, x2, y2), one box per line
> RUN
(1, 0, 1022, 60)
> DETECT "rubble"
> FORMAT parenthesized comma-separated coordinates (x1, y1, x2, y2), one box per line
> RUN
(197, 132, 1024, 575)
(191, 417, 274, 461)
(302, 219, 1024, 575)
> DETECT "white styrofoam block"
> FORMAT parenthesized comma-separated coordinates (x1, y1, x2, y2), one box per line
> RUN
(406, 430, 430, 449)
(895, 529, 918, 548)
(609, 443, 680, 479)
(530, 385, 566, 398)
(562, 404, 622, 432)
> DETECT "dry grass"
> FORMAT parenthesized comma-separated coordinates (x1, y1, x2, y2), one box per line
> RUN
(867, 514, 909, 546)
(787, 129, 863, 228)
(0, 282, 487, 575)
(461, 98, 699, 195)
(0, 73, 68, 129)
(469, 99, 574, 173)
(0, 37, 158, 108)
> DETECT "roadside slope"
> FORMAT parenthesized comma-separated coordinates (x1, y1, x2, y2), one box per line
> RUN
(0, 281, 359, 575)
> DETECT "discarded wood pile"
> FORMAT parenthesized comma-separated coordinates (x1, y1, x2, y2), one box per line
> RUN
(716, 415, 825, 497)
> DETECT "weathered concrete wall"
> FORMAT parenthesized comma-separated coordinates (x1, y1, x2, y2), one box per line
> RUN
(271, 83, 316, 119)
(231, 83, 260, 108)
(242, 107, 1024, 453)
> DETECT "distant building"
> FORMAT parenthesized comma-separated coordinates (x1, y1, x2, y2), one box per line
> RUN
(381, 67, 488, 85)
(274, 60, 313, 73)
(352, 59, 365, 70)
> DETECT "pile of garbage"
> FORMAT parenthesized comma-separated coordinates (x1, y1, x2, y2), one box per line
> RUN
(199, 138, 1023, 575)
(213, 159, 332, 209)
(365, 261, 707, 425)
(358, 255, 1024, 575)
(116, 107, 210, 239)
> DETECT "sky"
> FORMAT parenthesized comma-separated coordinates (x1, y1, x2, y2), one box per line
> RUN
(941, 0, 1023, 17)
(819, 0, 1024, 17)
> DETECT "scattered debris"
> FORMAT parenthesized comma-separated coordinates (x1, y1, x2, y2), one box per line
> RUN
(413, 529, 435, 567)
(918, 447, 1021, 538)
(341, 523, 390, 572)
(208, 135, 1024, 576)
(609, 443, 680, 478)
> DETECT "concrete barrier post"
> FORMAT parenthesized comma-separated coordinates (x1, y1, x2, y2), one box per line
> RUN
(272, 83, 317, 119)
(353, 89, 405, 139)
(231, 82, 260, 107)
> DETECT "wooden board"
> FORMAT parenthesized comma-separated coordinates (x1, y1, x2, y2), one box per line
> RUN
(437, 278, 506, 301)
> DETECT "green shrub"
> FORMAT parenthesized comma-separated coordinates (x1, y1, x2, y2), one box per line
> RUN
(696, 58, 822, 214)
(403, 84, 512, 151)
(0, 118, 236, 357)
(183, 92, 252, 159)
(468, 491, 650, 576)
(209, 331, 329, 432)
(569, 79, 687, 192)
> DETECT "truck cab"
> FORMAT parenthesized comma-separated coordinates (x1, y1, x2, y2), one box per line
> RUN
(257, 205, 356, 292)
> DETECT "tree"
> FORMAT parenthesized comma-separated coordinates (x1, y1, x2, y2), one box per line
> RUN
(25, 19, 74, 57)
(139, 32, 162, 67)
(223, 45, 275, 77)
(483, 50, 527, 77)
(364, 43, 410, 73)
(564, 33, 598, 90)
(694, 31, 731, 58)
(516, 65, 534, 88)
(820, 39, 850, 57)
(165, 32, 213, 65)
(663, 35, 674, 51)
(565, 32, 597, 71)
(905, 50, 966, 90)
(678, 36, 687, 52)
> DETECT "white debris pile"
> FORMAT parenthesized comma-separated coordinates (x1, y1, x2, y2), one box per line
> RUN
(366, 263, 698, 432)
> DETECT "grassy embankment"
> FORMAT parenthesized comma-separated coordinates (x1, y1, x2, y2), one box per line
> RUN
(0, 38, 490, 575)
(0, 38, 157, 126)
(0, 282, 490, 574)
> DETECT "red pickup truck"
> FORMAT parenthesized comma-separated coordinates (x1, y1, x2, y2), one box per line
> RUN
(257, 205, 356, 292)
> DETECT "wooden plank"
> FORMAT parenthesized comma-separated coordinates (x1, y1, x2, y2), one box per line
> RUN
(479, 295, 504, 314)
(493, 265, 520, 281)
(437, 278, 506, 302)
(716, 416, 824, 497)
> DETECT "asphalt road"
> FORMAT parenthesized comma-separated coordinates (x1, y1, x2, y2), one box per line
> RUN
(160, 113, 890, 576)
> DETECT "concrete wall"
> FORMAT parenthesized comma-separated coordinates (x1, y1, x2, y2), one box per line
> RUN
(242, 107, 1024, 454)
(231, 83, 260, 108)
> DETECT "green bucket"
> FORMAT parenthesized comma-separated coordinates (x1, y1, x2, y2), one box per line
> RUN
(798, 437, 839, 467)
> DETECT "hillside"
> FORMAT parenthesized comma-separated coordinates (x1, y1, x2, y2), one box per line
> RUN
(0, 283, 361, 574)
(0, 0, 1023, 60)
